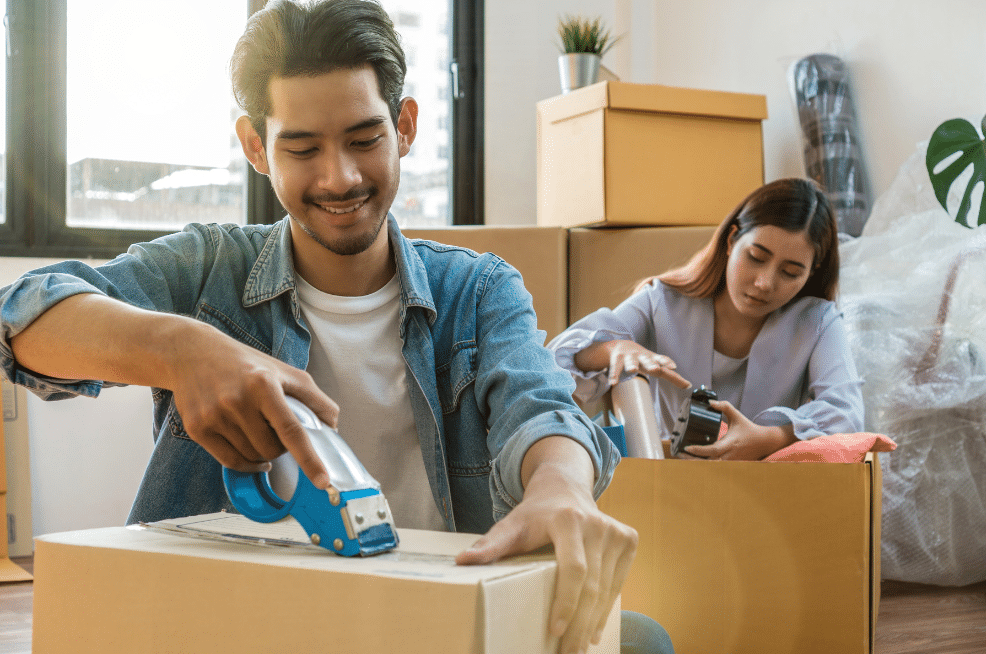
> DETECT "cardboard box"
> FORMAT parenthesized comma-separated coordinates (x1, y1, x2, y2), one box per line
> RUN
(33, 523, 620, 653)
(0, 386, 6, 493)
(568, 225, 717, 324)
(0, 492, 32, 582)
(597, 454, 882, 654)
(404, 225, 569, 340)
(537, 81, 767, 228)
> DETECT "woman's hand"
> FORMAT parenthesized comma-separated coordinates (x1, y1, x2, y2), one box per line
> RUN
(574, 340, 691, 389)
(682, 400, 797, 460)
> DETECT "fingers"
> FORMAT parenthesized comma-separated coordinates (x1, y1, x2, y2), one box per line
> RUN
(262, 390, 335, 490)
(608, 346, 689, 388)
(195, 429, 273, 473)
(683, 442, 723, 459)
(455, 518, 527, 566)
(607, 348, 630, 386)
(589, 524, 636, 643)
(553, 514, 637, 654)
(709, 399, 738, 421)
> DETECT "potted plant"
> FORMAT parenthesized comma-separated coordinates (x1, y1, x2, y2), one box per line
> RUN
(556, 14, 620, 94)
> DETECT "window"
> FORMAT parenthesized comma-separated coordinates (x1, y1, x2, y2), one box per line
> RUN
(2, 0, 483, 259)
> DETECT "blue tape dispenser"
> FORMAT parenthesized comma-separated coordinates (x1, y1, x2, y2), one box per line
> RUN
(222, 396, 399, 556)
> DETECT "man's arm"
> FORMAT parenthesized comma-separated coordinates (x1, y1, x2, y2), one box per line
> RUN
(456, 436, 636, 654)
(11, 293, 337, 487)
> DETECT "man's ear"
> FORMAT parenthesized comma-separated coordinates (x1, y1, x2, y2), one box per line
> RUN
(396, 97, 418, 157)
(235, 115, 270, 175)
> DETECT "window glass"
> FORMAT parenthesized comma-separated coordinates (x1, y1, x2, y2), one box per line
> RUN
(383, 0, 452, 227)
(66, 1, 248, 231)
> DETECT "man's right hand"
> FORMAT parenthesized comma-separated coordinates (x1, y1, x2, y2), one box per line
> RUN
(11, 293, 338, 488)
(167, 318, 338, 488)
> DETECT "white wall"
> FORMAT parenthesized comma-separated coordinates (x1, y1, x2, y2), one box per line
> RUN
(485, 0, 986, 225)
(0, 258, 154, 538)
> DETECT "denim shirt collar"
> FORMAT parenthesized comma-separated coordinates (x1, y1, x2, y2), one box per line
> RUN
(241, 217, 301, 321)
(388, 215, 437, 334)
(242, 215, 438, 332)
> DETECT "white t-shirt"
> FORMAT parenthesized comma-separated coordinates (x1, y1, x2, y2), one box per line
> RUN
(712, 349, 748, 408)
(294, 273, 446, 532)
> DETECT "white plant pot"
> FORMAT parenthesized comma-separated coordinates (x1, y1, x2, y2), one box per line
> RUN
(558, 53, 601, 94)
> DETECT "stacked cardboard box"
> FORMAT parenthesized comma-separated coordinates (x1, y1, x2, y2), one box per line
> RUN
(0, 388, 32, 582)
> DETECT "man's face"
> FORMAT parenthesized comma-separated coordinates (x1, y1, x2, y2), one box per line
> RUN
(242, 65, 415, 260)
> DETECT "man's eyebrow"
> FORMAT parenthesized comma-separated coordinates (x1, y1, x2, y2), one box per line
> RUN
(751, 243, 807, 268)
(274, 116, 388, 142)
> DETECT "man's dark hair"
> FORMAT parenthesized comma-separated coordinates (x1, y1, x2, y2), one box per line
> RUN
(230, 0, 406, 144)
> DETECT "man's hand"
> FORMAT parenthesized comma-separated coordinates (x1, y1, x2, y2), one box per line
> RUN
(167, 319, 339, 488)
(682, 399, 796, 461)
(455, 437, 636, 654)
(11, 293, 339, 487)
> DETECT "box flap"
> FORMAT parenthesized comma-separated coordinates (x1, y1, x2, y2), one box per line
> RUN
(867, 452, 882, 654)
(35, 522, 553, 587)
(537, 81, 767, 125)
(607, 81, 767, 120)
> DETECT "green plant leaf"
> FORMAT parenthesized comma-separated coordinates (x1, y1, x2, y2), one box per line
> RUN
(926, 117, 986, 228)
(557, 14, 619, 55)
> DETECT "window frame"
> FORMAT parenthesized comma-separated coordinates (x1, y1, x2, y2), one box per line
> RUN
(2, 0, 483, 259)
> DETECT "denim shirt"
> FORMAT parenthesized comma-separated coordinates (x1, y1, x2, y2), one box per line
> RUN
(0, 216, 618, 534)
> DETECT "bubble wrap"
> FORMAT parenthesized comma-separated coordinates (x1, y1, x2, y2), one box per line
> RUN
(839, 143, 986, 585)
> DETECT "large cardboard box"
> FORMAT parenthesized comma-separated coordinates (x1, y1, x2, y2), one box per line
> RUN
(403, 225, 569, 340)
(32, 523, 620, 653)
(568, 225, 717, 324)
(598, 454, 882, 654)
(537, 81, 767, 228)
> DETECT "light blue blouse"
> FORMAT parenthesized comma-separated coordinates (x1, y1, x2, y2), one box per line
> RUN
(548, 280, 865, 440)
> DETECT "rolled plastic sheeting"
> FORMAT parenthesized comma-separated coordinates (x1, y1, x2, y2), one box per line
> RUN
(791, 54, 872, 237)
(611, 375, 664, 459)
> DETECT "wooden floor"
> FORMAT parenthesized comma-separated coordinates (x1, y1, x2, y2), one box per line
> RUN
(1, 555, 984, 653)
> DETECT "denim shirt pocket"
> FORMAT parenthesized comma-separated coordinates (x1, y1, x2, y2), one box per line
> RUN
(435, 341, 478, 415)
(196, 303, 272, 355)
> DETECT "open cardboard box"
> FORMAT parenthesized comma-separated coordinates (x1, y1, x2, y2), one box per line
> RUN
(598, 450, 881, 654)
(32, 518, 620, 654)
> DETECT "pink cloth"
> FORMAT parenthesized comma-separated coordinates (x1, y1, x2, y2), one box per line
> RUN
(764, 432, 897, 463)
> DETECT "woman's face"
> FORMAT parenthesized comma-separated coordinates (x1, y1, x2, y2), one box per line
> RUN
(723, 224, 815, 319)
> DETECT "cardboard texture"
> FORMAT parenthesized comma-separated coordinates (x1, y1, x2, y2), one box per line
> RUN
(568, 225, 717, 324)
(537, 81, 767, 228)
(0, 493, 32, 582)
(403, 225, 568, 340)
(597, 454, 882, 654)
(2, 378, 33, 558)
(0, 388, 31, 582)
(32, 525, 620, 654)
(0, 387, 6, 492)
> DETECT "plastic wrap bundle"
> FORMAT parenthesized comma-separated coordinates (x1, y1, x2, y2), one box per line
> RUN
(791, 54, 872, 237)
(839, 143, 986, 586)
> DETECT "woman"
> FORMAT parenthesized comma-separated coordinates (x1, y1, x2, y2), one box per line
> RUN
(548, 178, 864, 460)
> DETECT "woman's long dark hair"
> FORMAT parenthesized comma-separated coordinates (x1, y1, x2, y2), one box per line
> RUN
(638, 178, 840, 302)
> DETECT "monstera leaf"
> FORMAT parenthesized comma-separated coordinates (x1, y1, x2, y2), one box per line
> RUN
(926, 116, 986, 228)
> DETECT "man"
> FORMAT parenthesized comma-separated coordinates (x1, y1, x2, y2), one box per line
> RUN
(0, 2, 672, 653)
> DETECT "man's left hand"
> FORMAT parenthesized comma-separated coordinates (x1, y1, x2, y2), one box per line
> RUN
(455, 437, 636, 654)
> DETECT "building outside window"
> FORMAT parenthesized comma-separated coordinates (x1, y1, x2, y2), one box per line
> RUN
(2, 0, 477, 257)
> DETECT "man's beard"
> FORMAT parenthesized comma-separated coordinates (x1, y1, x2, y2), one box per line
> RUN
(299, 186, 387, 256)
